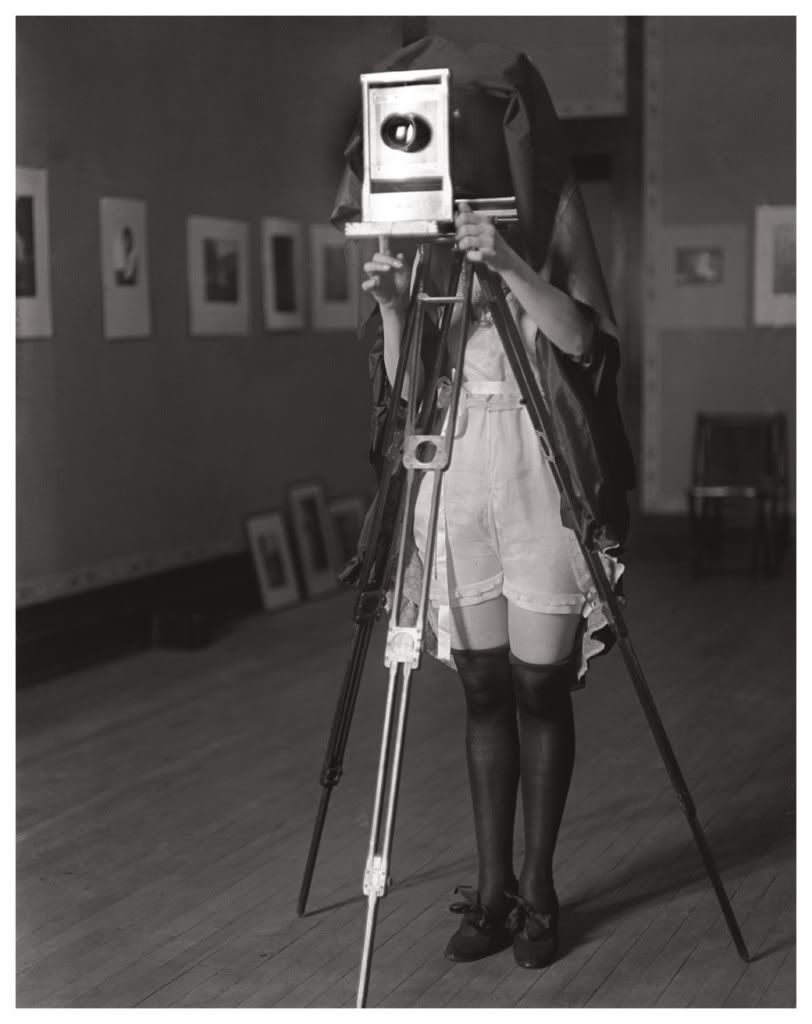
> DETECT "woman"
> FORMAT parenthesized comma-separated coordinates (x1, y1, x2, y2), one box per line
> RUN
(361, 206, 610, 969)
(334, 35, 635, 973)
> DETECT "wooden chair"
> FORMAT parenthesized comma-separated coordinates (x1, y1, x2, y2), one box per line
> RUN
(686, 413, 790, 577)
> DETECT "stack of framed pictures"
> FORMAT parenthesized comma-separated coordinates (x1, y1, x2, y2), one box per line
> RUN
(245, 482, 367, 613)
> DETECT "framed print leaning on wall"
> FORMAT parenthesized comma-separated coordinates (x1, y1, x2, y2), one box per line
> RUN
(309, 223, 357, 330)
(261, 217, 305, 331)
(245, 509, 302, 612)
(16, 167, 52, 338)
(754, 205, 795, 327)
(288, 480, 340, 598)
(99, 197, 151, 339)
(187, 215, 250, 335)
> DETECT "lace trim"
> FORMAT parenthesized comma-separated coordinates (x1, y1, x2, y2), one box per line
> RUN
(391, 526, 624, 690)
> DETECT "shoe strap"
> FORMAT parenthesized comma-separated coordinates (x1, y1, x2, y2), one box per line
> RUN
(504, 890, 555, 932)
(448, 885, 493, 932)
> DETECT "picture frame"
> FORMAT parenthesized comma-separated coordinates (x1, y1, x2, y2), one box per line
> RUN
(260, 217, 306, 330)
(309, 223, 357, 330)
(245, 509, 302, 612)
(16, 166, 53, 338)
(288, 480, 341, 598)
(99, 197, 152, 339)
(328, 495, 367, 568)
(754, 205, 795, 327)
(652, 223, 747, 329)
(187, 215, 250, 335)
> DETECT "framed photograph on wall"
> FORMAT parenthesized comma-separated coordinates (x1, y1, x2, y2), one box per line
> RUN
(754, 205, 795, 327)
(187, 215, 250, 335)
(652, 223, 747, 329)
(16, 167, 53, 338)
(309, 223, 357, 330)
(261, 217, 305, 330)
(246, 509, 302, 612)
(99, 197, 151, 339)
(328, 495, 367, 567)
(288, 480, 340, 598)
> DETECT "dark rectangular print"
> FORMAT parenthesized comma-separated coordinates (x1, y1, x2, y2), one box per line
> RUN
(272, 235, 297, 312)
(16, 196, 36, 297)
(323, 245, 348, 303)
(675, 247, 724, 287)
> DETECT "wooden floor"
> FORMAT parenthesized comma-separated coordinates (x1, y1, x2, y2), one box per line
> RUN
(17, 556, 796, 1008)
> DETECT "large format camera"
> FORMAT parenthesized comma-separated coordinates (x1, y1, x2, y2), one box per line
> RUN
(346, 67, 515, 237)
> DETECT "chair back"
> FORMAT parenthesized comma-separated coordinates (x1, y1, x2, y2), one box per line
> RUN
(692, 413, 788, 491)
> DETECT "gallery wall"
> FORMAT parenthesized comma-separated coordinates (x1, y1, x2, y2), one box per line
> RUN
(16, 16, 403, 602)
(642, 16, 796, 512)
(17, 15, 631, 605)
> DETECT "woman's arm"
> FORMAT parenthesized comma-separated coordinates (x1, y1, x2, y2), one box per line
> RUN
(363, 251, 425, 399)
(454, 205, 594, 361)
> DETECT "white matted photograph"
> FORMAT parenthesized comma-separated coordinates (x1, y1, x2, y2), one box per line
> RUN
(187, 215, 250, 335)
(245, 509, 301, 612)
(260, 217, 305, 331)
(754, 205, 795, 327)
(309, 223, 357, 330)
(99, 197, 151, 339)
(16, 166, 53, 338)
(288, 480, 340, 598)
(652, 223, 747, 329)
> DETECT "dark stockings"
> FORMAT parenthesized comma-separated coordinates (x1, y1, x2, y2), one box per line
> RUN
(509, 651, 576, 915)
(452, 644, 519, 912)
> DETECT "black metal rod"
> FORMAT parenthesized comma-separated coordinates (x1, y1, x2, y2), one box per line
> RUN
(298, 246, 458, 918)
(477, 263, 750, 963)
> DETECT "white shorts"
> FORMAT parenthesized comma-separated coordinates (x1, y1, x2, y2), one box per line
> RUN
(412, 381, 590, 616)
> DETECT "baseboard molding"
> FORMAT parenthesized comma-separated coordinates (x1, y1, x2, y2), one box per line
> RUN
(16, 552, 261, 689)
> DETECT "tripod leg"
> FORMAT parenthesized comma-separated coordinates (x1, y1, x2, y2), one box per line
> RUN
(297, 245, 447, 916)
(356, 259, 475, 1005)
(607, 613, 750, 962)
(297, 617, 375, 916)
(476, 264, 750, 964)
(356, 659, 416, 1007)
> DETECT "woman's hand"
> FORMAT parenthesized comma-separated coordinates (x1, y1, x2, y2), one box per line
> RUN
(454, 202, 519, 275)
(455, 202, 594, 360)
(362, 250, 410, 313)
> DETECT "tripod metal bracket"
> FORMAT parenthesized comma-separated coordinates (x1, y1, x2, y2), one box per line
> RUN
(402, 434, 450, 471)
(362, 854, 391, 897)
(384, 626, 423, 668)
(353, 588, 388, 624)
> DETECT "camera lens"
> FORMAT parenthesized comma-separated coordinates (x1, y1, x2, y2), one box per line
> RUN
(380, 113, 432, 153)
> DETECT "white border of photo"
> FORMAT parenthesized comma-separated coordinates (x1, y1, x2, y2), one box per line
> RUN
(309, 223, 357, 330)
(15, 166, 53, 339)
(99, 197, 152, 339)
(187, 215, 250, 336)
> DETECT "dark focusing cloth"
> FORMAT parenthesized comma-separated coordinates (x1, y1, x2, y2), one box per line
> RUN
(331, 36, 636, 683)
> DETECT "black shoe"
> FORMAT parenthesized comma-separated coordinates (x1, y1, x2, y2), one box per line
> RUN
(504, 889, 560, 969)
(443, 884, 517, 963)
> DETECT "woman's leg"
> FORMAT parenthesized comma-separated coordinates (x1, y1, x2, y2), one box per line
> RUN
(507, 605, 580, 915)
(449, 596, 518, 910)
(449, 594, 509, 651)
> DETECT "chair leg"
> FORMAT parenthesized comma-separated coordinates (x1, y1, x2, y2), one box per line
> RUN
(688, 494, 703, 578)
(775, 496, 790, 573)
(752, 499, 770, 578)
